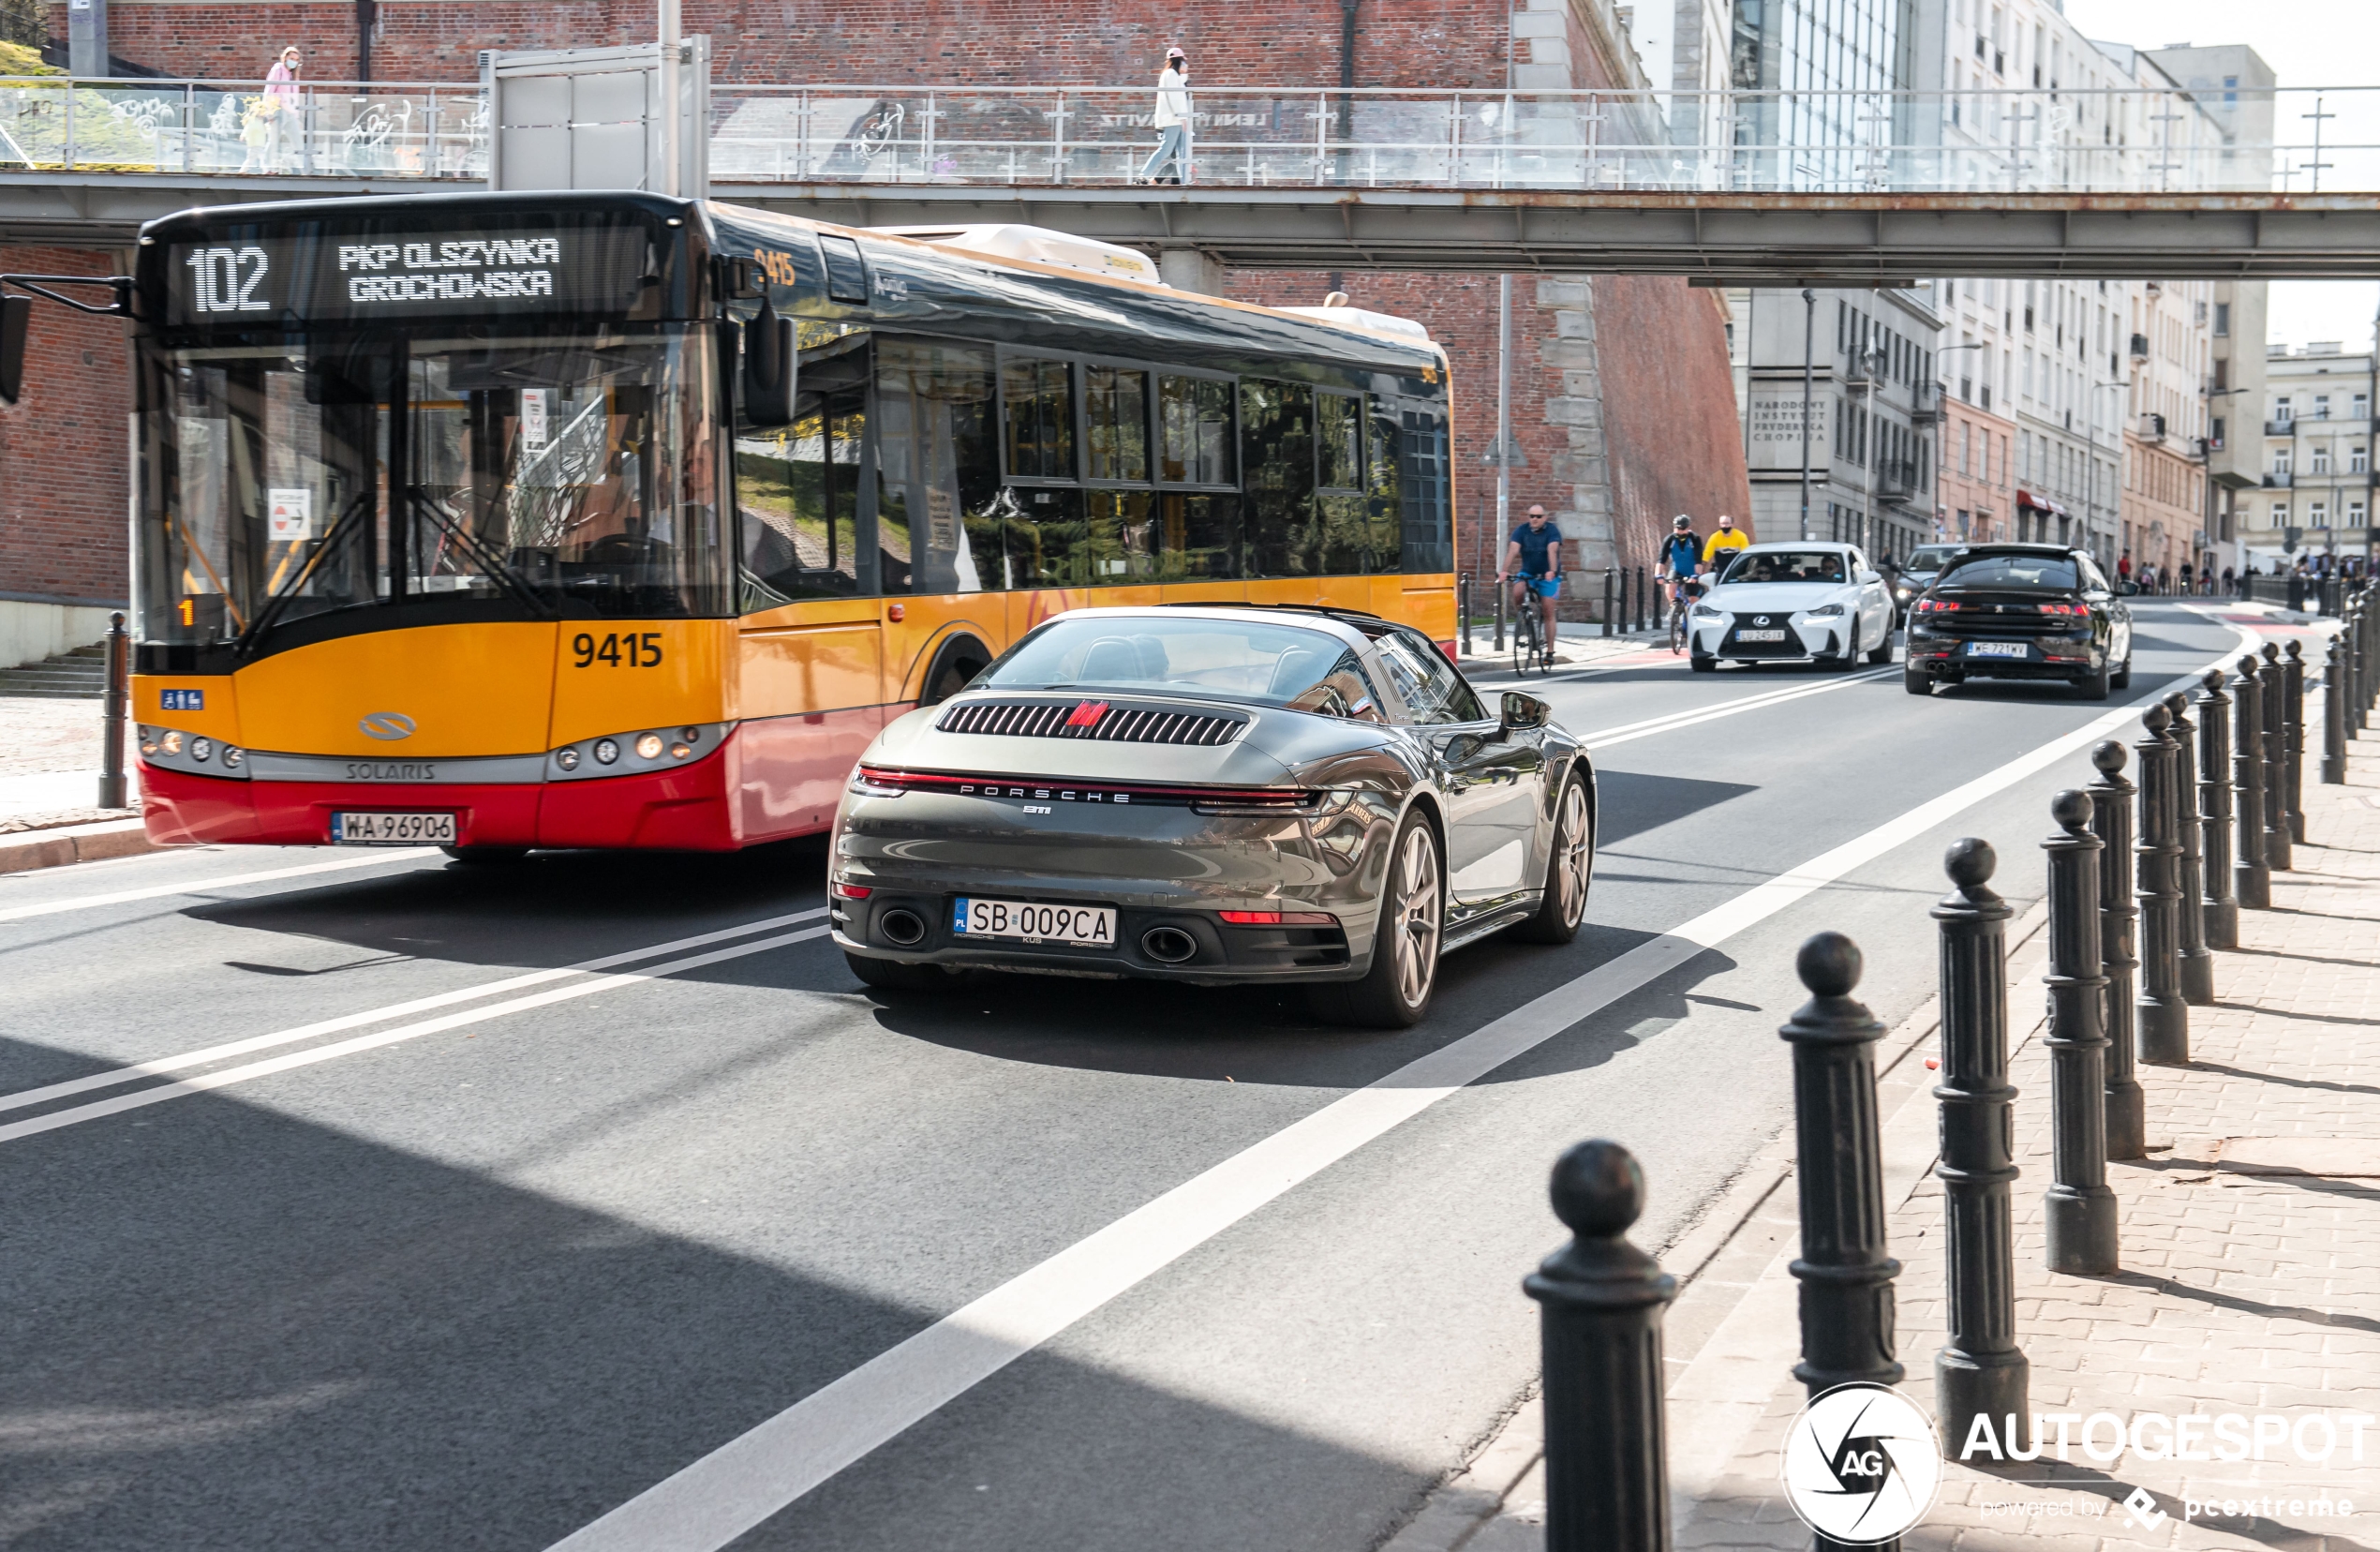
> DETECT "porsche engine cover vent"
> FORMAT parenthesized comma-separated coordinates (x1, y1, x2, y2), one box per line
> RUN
(935, 699, 1249, 746)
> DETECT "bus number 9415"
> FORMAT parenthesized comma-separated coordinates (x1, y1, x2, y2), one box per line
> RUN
(573, 632, 664, 668)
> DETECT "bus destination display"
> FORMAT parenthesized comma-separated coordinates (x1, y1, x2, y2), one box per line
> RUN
(164, 226, 651, 325)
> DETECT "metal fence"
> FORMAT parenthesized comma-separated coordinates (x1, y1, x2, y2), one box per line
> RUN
(7, 79, 2380, 195)
(0, 76, 487, 177)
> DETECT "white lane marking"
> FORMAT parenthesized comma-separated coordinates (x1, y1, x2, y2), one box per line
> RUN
(1576, 668, 1896, 747)
(0, 926, 833, 1145)
(541, 634, 2255, 1552)
(0, 849, 441, 923)
(0, 908, 832, 1116)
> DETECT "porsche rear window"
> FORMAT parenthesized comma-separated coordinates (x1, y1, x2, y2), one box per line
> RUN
(979, 616, 1384, 718)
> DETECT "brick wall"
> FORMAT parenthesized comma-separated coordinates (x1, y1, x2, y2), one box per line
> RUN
(1587, 274, 1754, 562)
(0, 247, 133, 604)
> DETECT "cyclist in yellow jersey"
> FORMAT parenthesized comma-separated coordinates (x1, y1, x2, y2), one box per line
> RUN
(1702, 515, 1751, 574)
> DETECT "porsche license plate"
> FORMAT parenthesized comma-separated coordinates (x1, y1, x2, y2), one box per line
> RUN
(954, 898, 1116, 946)
(332, 811, 456, 845)
(1965, 641, 2030, 659)
(1735, 629, 1788, 643)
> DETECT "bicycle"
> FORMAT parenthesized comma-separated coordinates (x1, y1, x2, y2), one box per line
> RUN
(1510, 581, 1554, 676)
(1664, 575, 1702, 655)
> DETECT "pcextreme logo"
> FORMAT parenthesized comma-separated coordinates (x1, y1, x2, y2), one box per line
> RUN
(1779, 1383, 1944, 1545)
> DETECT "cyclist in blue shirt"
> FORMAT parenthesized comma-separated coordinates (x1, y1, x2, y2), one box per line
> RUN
(1497, 504, 1563, 653)
(1659, 514, 1703, 650)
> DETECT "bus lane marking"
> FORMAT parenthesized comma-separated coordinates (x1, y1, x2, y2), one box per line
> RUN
(542, 632, 2255, 1552)
(0, 908, 831, 1119)
(0, 848, 444, 924)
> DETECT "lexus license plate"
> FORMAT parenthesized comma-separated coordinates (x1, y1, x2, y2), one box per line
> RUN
(332, 811, 456, 845)
(954, 898, 1117, 946)
(1736, 629, 1788, 643)
(1965, 641, 2030, 659)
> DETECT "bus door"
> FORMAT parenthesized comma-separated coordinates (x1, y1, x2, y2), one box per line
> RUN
(735, 371, 888, 836)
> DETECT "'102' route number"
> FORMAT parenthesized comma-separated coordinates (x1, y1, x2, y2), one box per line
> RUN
(573, 632, 664, 668)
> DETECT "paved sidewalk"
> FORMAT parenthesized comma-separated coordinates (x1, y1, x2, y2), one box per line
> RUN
(1390, 708, 2380, 1550)
(0, 695, 139, 836)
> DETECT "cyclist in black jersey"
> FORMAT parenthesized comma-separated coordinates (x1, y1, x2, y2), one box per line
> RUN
(1658, 515, 1703, 652)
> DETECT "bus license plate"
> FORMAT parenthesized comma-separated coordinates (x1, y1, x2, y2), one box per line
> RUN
(954, 898, 1116, 946)
(1965, 641, 2030, 659)
(332, 811, 457, 845)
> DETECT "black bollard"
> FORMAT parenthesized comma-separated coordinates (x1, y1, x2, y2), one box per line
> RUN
(1460, 572, 1474, 658)
(2087, 741, 2147, 1157)
(2163, 692, 2215, 1009)
(1781, 933, 1905, 1402)
(2135, 705, 2192, 1063)
(1525, 1140, 1677, 1552)
(1930, 839, 2029, 1455)
(2283, 641, 2308, 843)
(1636, 566, 1650, 634)
(1494, 571, 1508, 651)
(2325, 635, 2349, 783)
(2043, 790, 2121, 1275)
(2195, 670, 2239, 949)
(2259, 644, 2292, 872)
(97, 611, 129, 811)
(1601, 569, 1615, 639)
(2234, 654, 2272, 909)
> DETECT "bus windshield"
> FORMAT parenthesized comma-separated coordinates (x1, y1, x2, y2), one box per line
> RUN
(137, 322, 728, 654)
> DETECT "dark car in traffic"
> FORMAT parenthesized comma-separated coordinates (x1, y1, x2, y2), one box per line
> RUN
(1889, 544, 1961, 622)
(1902, 544, 2134, 700)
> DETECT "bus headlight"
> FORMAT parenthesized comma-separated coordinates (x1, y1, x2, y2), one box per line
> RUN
(594, 739, 620, 765)
(191, 737, 214, 762)
(556, 747, 581, 771)
(635, 733, 665, 760)
(161, 731, 184, 755)
(222, 746, 244, 769)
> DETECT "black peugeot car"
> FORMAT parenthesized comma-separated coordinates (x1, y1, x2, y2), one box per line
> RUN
(1903, 544, 2134, 700)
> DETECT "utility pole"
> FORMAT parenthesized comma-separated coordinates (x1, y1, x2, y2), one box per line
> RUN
(1800, 289, 1817, 541)
(658, 0, 682, 197)
(1496, 274, 1512, 580)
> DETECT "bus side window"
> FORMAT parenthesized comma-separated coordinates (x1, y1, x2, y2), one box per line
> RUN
(1242, 379, 1316, 577)
(737, 396, 864, 604)
(1365, 397, 1402, 571)
(1396, 400, 1452, 574)
(875, 337, 998, 595)
(1314, 391, 1367, 576)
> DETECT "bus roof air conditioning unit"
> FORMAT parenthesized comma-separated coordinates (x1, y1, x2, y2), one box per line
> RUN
(869, 225, 1163, 286)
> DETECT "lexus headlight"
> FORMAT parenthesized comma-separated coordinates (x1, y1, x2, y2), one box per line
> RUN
(1691, 603, 1722, 619)
(1806, 603, 1845, 618)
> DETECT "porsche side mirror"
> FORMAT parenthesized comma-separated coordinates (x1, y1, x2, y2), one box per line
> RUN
(1500, 692, 1549, 732)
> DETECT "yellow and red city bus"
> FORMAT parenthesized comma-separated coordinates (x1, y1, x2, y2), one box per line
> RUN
(125, 190, 1455, 856)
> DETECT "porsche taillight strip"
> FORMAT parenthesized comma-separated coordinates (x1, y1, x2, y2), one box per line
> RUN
(855, 767, 1317, 810)
(935, 700, 1247, 746)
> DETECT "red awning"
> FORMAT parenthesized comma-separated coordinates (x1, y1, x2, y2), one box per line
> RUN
(2016, 489, 2069, 516)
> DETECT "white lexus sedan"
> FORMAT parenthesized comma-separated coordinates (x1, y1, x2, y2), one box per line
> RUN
(1687, 542, 1898, 672)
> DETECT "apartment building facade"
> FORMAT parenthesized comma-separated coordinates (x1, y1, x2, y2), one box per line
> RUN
(2257, 344, 2378, 566)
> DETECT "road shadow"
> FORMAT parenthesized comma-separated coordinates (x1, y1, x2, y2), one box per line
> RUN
(1597, 771, 1759, 847)
(0, 1060, 1435, 1552)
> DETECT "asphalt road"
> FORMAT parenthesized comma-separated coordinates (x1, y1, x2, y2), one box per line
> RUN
(0, 602, 2260, 1552)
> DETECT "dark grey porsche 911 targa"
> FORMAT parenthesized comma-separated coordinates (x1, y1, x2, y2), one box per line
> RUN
(827, 605, 1595, 1027)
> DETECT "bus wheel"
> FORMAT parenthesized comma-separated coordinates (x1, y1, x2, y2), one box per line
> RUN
(440, 846, 529, 865)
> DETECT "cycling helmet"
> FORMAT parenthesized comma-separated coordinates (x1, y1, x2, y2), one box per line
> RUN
(1673, 515, 1693, 530)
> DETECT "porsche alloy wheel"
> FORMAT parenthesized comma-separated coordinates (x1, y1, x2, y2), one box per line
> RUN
(1515, 775, 1592, 944)
(1311, 813, 1442, 1028)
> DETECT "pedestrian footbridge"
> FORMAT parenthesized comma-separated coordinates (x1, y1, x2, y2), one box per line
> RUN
(4, 79, 2377, 279)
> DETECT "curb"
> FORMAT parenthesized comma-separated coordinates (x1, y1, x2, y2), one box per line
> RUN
(0, 818, 160, 876)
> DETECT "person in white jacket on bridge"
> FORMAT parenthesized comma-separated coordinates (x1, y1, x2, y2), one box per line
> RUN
(1136, 48, 1192, 185)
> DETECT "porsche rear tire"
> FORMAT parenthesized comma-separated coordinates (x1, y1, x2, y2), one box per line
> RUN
(1512, 773, 1592, 945)
(1310, 811, 1442, 1028)
(845, 951, 958, 994)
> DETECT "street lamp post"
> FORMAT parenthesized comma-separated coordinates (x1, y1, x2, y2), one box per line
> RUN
(2090, 381, 2129, 564)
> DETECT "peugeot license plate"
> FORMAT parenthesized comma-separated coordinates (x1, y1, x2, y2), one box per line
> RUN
(1736, 629, 1788, 643)
(954, 898, 1117, 946)
(332, 811, 456, 844)
(1965, 641, 2030, 659)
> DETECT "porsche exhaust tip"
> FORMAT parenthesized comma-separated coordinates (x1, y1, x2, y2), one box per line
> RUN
(1141, 925, 1198, 964)
(879, 908, 928, 947)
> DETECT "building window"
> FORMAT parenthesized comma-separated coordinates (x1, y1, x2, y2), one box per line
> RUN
(2357, 393, 2372, 420)
(2353, 500, 2370, 528)
(2313, 447, 2331, 475)
(2273, 449, 2291, 475)
(2275, 397, 2294, 425)
(2311, 502, 2328, 529)
(2211, 416, 2225, 448)
(2313, 395, 2332, 420)
(2354, 446, 2371, 475)
(2213, 302, 2230, 337)
(2272, 503, 2288, 526)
